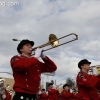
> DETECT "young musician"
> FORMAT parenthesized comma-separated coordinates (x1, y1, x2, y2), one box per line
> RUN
(76, 59, 100, 100)
(10, 39, 57, 100)
(39, 89, 48, 100)
(48, 83, 60, 100)
(61, 84, 74, 100)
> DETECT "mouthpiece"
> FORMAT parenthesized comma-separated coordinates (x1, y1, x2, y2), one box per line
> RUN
(12, 39, 21, 41)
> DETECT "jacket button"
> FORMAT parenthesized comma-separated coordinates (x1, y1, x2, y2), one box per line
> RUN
(37, 70, 39, 72)
(26, 85, 28, 87)
(26, 98, 29, 100)
(26, 79, 27, 81)
(36, 65, 38, 66)
(20, 96, 24, 99)
(26, 73, 27, 75)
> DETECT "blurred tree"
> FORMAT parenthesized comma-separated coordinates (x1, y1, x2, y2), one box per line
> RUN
(66, 78, 75, 88)
(51, 80, 54, 84)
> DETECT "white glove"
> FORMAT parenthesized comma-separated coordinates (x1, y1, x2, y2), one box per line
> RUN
(70, 89, 73, 93)
(93, 67, 98, 75)
(34, 48, 42, 58)
(2, 94, 6, 99)
(41, 52, 46, 58)
(38, 91, 41, 94)
(53, 85, 57, 89)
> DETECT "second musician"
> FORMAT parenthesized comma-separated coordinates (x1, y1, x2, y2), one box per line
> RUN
(48, 83, 60, 100)
(76, 59, 100, 100)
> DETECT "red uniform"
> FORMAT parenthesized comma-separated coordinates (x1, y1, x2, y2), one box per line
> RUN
(5, 90, 11, 100)
(73, 93, 90, 100)
(39, 93, 48, 100)
(48, 88, 59, 100)
(72, 93, 79, 100)
(10, 55, 57, 94)
(76, 71, 100, 100)
(56, 90, 60, 99)
(60, 90, 74, 100)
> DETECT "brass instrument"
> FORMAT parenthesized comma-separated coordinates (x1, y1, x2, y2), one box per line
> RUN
(31, 33, 78, 52)
(54, 84, 62, 89)
(89, 65, 100, 75)
(13, 33, 78, 52)
(97, 65, 100, 74)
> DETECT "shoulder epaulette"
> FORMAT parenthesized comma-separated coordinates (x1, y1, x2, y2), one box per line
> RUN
(79, 72, 84, 79)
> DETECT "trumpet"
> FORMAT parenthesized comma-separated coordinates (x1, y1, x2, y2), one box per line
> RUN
(89, 65, 100, 75)
(30, 33, 78, 52)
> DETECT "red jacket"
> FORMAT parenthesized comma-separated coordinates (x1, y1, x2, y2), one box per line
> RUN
(73, 93, 90, 100)
(10, 55, 57, 94)
(48, 88, 59, 100)
(5, 90, 11, 100)
(76, 71, 100, 100)
(61, 90, 73, 100)
(39, 93, 48, 100)
(56, 90, 60, 99)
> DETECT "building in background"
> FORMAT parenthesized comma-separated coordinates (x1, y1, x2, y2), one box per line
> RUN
(41, 71, 56, 90)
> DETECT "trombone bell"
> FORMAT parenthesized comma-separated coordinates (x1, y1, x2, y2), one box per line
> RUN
(49, 34, 59, 47)
(30, 33, 78, 52)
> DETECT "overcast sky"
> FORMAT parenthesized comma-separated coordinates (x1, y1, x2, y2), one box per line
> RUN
(0, 0, 100, 85)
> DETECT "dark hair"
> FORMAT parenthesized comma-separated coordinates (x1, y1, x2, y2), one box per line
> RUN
(48, 83, 53, 87)
(63, 84, 69, 89)
(41, 89, 45, 91)
(78, 59, 91, 69)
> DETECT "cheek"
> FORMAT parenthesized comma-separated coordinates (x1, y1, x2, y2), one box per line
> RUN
(65, 87, 68, 90)
(24, 47, 29, 51)
(86, 66, 90, 70)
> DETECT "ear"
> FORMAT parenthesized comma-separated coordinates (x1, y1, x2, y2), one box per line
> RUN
(81, 65, 84, 69)
(20, 48, 23, 52)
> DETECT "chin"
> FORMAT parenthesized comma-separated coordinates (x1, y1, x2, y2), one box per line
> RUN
(28, 53, 32, 55)
(27, 52, 31, 55)
(28, 51, 32, 54)
(87, 69, 90, 71)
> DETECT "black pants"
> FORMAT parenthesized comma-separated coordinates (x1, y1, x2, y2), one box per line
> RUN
(12, 92, 36, 100)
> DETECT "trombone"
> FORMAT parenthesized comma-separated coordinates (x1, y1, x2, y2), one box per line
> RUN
(31, 33, 78, 52)
(13, 33, 78, 52)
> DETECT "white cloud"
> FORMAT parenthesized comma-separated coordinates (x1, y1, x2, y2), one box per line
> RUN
(0, 0, 100, 85)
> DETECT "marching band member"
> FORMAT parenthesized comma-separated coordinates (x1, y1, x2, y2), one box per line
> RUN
(36, 87, 41, 100)
(39, 89, 48, 100)
(48, 83, 60, 100)
(76, 59, 100, 100)
(53, 85, 60, 100)
(10, 39, 57, 100)
(61, 84, 75, 100)
(0, 78, 11, 100)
